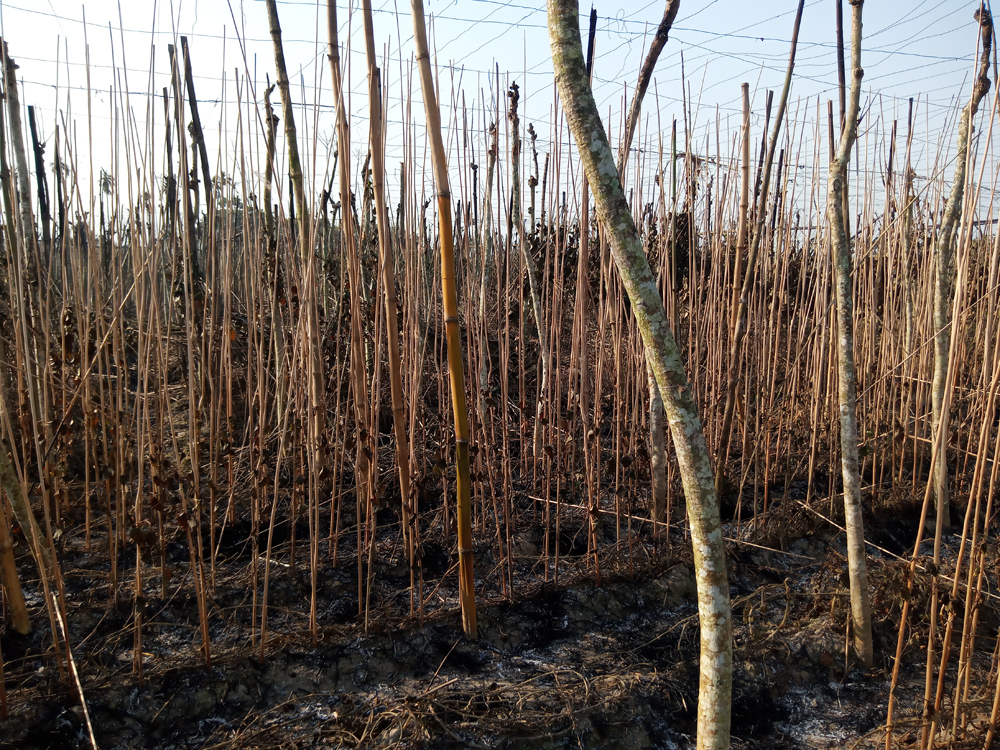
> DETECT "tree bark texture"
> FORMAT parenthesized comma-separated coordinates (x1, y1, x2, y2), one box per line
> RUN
(548, 3, 731, 746)
(827, 0, 873, 669)
(930, 7, 993, 532)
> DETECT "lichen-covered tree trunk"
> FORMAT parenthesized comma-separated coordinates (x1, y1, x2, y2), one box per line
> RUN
(827, 0, 873, 669)
(548, 3, 731, 746)
(930, 8, 993, 533)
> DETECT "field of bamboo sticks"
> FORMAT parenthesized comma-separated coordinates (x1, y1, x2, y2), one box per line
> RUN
(2, 1, 1000, 748)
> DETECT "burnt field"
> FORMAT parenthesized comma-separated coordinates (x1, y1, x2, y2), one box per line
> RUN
(3, 1, 1000, 748)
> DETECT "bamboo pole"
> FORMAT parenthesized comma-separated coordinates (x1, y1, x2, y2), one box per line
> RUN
(411, 0, 478, 640)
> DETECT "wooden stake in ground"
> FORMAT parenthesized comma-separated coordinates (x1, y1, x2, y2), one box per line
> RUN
(411, 0, 478, 640)
(827, 0, 873, 669)
(548, 3, 730, 747)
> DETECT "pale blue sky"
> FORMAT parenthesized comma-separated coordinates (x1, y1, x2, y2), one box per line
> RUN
(1, 0, 993, 219)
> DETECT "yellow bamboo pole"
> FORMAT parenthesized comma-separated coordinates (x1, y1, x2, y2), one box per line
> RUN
(410, 0, 477, 639)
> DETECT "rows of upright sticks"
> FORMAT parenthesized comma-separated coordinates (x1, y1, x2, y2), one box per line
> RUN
(0, 4, 999, 745)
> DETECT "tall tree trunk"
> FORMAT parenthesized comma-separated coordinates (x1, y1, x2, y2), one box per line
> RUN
(931, 7, 993, 533)
(264, 0, 308, 259)
(828, 0, 873, 669)
(0, 65, 18, 411)
(261, 82, 287, 426)
(616, 0, 680, 171)
(181, 36, 214, 292)
(574, 8, 602, 559)
(548, 4, 730, 747)
(647, 361, 668, 519)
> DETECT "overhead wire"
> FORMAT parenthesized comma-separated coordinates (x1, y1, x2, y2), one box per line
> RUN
(6, 0, 994, 198)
